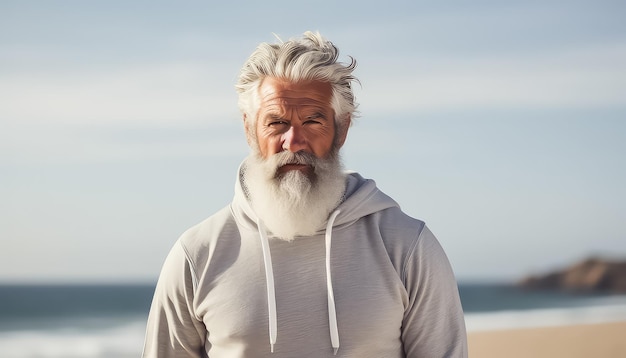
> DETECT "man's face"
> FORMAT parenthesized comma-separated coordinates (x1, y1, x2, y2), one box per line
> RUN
(247, 77, 347, 178)
(243, 78, 349, 239)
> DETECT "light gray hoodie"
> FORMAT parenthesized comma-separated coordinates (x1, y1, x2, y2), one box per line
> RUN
(143, 168, 467, 357)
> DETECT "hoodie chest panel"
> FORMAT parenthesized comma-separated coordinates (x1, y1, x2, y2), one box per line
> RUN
(193, 219, 408, 357)
(196, 233, 337, 355)
(193, 229, 269, 354)
(329, 218, 408, 354)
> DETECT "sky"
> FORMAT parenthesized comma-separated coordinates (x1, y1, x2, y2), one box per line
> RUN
(1, 0, 625, 283)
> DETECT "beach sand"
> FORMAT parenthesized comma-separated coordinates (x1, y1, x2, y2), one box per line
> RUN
(468, 321, 626, 358)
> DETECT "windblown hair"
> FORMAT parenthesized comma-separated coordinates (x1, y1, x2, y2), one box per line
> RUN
(235, 31, 359, 133)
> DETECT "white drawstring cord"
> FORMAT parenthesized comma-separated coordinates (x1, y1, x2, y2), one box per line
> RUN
(258, 210, 341, 354)
(257, 220, 277, 353)
(325, 210, 341, 355)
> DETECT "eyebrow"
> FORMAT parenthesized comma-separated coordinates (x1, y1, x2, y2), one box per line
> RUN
(262, 108, 330, 122)
(305, 112, 328, 120)
(264, 113, 286, 121)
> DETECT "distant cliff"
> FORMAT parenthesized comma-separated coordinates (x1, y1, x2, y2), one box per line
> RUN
(518, 257, 626, 293)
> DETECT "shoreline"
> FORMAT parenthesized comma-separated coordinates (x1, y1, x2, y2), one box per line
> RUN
(464, 299, 626, 332)
(467, 320, 626, 358)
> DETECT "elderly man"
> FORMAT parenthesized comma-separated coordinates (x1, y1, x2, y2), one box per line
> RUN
(143, 31, 467, 358)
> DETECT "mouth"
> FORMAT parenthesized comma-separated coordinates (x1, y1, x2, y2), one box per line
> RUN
(281, 163, 308, 170)
(277, 163, 313, 176)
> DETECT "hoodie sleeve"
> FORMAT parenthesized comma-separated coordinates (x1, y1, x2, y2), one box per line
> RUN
(401, 226, 468, 358)
(142, 241, 208, 358)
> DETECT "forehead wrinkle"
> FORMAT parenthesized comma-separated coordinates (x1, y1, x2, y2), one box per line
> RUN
(262, 93, 327, 106)
(262, 98, 328, 114)
(261, 90, 322, 104)
(257, 78, 335, 120)
(259, 86, 331, 105)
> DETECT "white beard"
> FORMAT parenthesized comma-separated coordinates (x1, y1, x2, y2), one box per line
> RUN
(244, 150, 346, 241)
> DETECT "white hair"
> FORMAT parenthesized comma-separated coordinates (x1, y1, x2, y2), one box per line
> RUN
(235, 31, 359, 135)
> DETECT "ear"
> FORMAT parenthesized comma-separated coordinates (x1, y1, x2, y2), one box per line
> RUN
(335, 116, 351, 149)
(243, 114, 254, 147)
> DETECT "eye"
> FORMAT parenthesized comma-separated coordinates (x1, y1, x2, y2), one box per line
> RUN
(268, 120, 288, 127)
(304, 113, 324, 124)
(265, 115, 288, 126)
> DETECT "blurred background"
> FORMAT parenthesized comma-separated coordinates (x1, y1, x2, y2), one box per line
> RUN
(1, 0, 625, 357)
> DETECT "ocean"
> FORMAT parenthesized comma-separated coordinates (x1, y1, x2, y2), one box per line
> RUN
(1, 283, 626, 357)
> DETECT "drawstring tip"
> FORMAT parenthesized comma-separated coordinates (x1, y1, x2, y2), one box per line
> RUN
(270, 343, 275, 353)
(333, 347, 339, 355)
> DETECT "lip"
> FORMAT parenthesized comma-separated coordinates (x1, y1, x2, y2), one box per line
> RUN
(281, 163, 308, 170)
(278, 163, 312, 175)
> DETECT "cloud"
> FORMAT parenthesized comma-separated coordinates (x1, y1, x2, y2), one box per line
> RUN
(0, 61, 240, 125)
(0, 59, 248, 164)
(357, 42, 626, 114)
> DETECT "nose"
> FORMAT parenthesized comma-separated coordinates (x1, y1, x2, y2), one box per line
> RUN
(282, 125, 307, 153)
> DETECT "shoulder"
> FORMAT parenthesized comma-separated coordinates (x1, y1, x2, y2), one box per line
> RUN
(177, 206, 238, 265)
(377, 206, 425, 233)
(369, 207, 449, 281)
(361, 207, 425, 272)
(374, 206, 427, 252)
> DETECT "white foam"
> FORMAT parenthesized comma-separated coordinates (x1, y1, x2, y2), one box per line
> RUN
(465, 302, 626, 332)
(0, 320, 145, 358)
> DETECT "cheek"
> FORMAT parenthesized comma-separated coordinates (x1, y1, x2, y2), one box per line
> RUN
(312, 129, 337, 157)
(267, 138, 283, 155)
(257, 134, 282, 157)
(255, 123, 273, 157)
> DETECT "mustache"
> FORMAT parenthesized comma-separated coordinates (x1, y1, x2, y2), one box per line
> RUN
(271, 151, 318, 167)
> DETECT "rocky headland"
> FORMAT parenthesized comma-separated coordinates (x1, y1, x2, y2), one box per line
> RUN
(518, 257, 626, 293)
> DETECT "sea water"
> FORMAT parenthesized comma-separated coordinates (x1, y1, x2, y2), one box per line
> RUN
(460, 283, 626, 331)
(1, 283, 626, 357)
(0, 285, 152, 358)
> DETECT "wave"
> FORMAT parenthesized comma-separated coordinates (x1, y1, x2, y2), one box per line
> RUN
(0, 319, 145, 358)
(465, 299, 626, 332)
